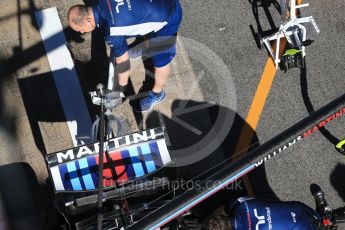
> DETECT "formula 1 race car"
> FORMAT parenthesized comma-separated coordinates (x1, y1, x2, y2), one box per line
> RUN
(44, 84, 178, 230)
(46, 127, 173, 229)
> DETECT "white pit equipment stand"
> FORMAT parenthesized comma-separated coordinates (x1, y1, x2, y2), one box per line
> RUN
(261, 0, 320, 69)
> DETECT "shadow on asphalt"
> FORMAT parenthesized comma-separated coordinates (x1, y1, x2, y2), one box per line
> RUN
(145, 100, 279, 219)
(0, 0, 45, 158)
(17, 71, 65, 154)
(129, 57, 156, 128)
(301, 62, 345, 207)
(1, 8, 92, 155)
(16, 25, 114, 154)
(300, 62, 339, 145)
(330, 163, 345, 202)
(0, 2, 49, 228)
(73, 27, 109, 118)
(0, 162, 57, 230)
(0, 4, 109, 229)
(248, 0, 280, 49)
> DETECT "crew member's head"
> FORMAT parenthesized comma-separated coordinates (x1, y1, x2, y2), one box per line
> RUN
(204, 215, 233, 230)
(68, 5, 96, 33)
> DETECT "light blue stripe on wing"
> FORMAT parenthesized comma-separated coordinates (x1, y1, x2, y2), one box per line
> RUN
(78, 158, 95, 190)
(128, 146, 145, 177)
(145, 161, 156, 173)
(66, 161, 82, 190)
(141, 143, 156, 173)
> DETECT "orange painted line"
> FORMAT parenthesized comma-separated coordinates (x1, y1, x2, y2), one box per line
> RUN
(233, 40, 286, 196)
(234, 40, 286, 155)
(233, 0, 304, 196)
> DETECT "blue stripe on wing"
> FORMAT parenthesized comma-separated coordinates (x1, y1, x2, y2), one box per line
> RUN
(140, 143, 157, 173)
(66, 161, 82, 191)
(78, 158, 96, 190)
(58, 163, 72, 191)
(128, 146, 145, 177)
(120, 149, 136, 179)
(149, 141, 164, 168)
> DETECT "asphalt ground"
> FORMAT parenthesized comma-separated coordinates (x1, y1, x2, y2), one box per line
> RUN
(1, 0, 345, 229)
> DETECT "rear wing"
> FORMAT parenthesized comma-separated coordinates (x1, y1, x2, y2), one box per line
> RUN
(46, 127, 171, 192)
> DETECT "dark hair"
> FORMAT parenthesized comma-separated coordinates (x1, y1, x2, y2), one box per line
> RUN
(203, 215, 232, 230)
(67, 5, 89, 26)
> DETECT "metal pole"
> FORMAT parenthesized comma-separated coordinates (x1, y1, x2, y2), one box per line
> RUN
(290, 0, 297, 19)
(128, 93, 345, 230)
(97, 84, 106, 230)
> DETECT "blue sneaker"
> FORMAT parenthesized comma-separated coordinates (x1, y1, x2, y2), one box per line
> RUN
(136, 90, 166, 112)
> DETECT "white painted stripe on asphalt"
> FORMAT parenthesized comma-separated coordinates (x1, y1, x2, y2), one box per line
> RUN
(50, 166, 65, 191)
(35, 7, 93, 146)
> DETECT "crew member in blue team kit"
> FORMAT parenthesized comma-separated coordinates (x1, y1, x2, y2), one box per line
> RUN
(67, 0, 183, 112)
(204, 197, 321, 229)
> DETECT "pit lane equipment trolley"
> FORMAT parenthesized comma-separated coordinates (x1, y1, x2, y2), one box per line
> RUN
(260, 0, 320, 71)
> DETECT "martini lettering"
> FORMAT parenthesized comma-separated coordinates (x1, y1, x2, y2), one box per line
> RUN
(52, 128, 163, 165)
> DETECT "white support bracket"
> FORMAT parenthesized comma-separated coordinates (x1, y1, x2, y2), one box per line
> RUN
(260, 0, 320, 69)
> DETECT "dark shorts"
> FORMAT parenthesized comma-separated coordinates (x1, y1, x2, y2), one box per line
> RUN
(149, 0, 182, 68)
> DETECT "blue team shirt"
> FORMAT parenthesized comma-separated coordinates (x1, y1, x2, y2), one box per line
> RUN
(231, 197, 321, 230)
(92, 0, 175, 57)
